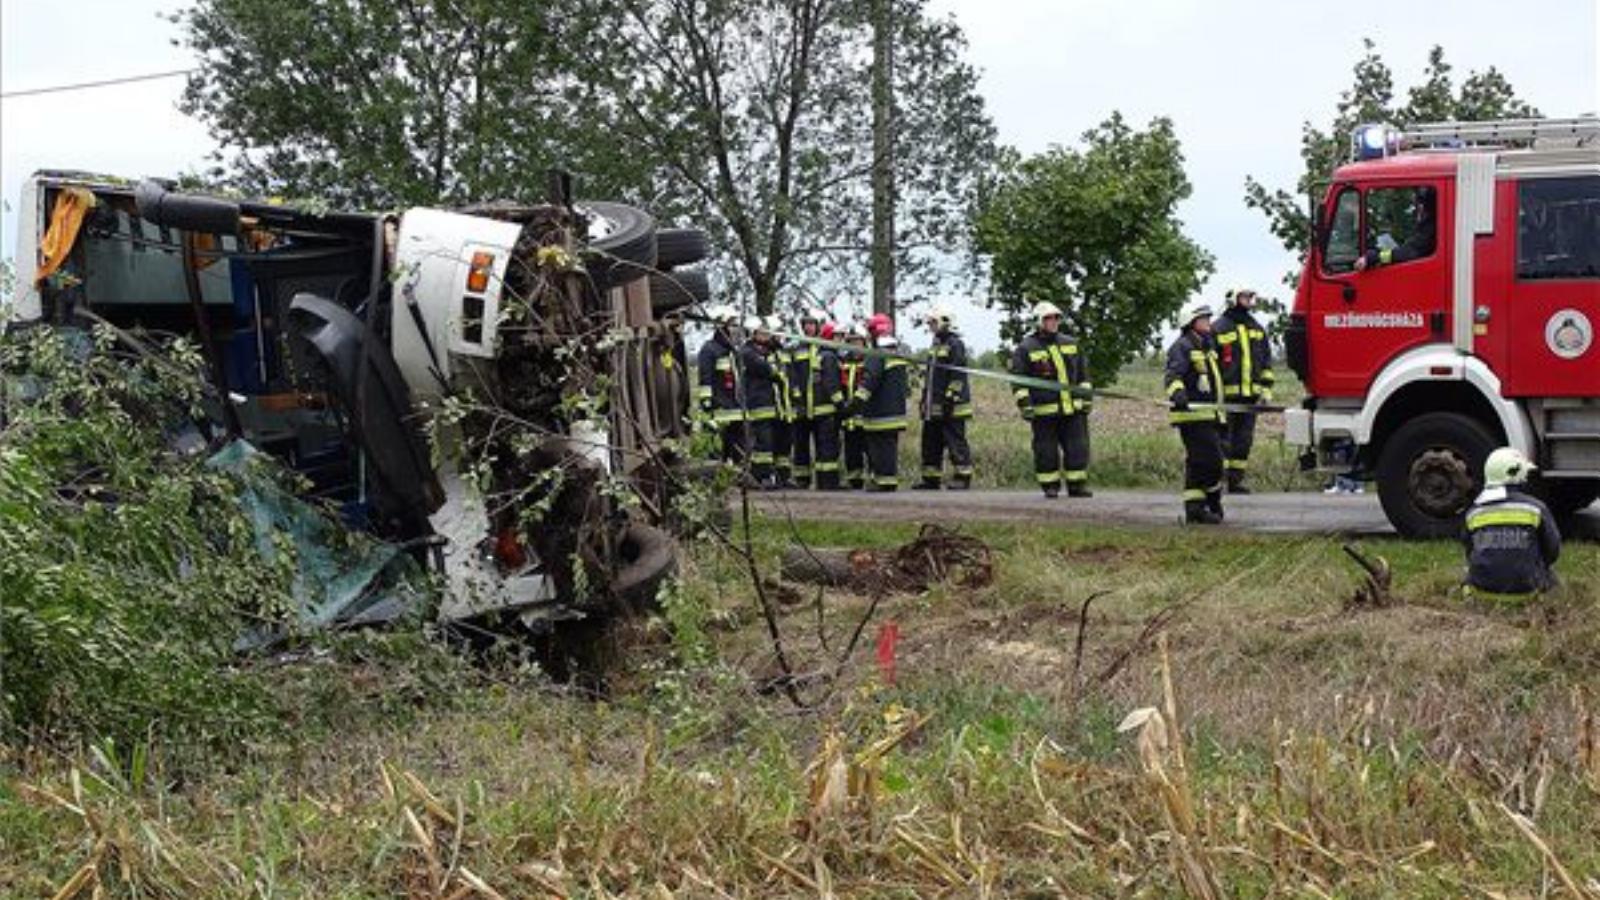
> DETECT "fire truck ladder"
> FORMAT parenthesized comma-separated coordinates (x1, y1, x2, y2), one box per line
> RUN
(1401, 117, 1600, 148)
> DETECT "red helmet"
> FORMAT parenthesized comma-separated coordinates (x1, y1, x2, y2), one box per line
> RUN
(867, 313, 893, 337)
(820, 322, 837, 340)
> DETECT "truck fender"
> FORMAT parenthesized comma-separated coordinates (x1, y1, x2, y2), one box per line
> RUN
(1359, 345, 1535, 456)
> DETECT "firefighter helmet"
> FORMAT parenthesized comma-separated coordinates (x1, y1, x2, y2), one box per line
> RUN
(867, 313, 894, 337)
(925, 304, 955, 329)
(1485, 447, 1536, 487)
(820, 322, 837, 340)
(763, 314, 785, 336)
(1229, 287, 1257, 305)
(706, 304, 739, 326)
(742, 314, 765, 333)
(1031, 301, 1064, 323)
(1181, 302, 1214, 328)
(846, 322, 869, 342)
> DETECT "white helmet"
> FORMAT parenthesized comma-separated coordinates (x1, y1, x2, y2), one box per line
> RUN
(742, 314, 765, 333)
(1031, 301, 1063, 323)
(763, 314, 785, 334)
(1181, 302, 1214, 328)
(846, 322, 869, 342)
(1484, 447, 1536, 487)
(706, 304, 739, 326)
(925, 304, 955, 329)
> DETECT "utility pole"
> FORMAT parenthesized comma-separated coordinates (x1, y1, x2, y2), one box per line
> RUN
(870, 0, 895, 316)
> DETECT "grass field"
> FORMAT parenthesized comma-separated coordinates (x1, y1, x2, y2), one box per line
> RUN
(6, 517, 1598, 897)
(897, 358, 1321, 492)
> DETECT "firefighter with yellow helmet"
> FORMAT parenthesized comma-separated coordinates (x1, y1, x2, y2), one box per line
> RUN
(1010, 300, 1093, 498)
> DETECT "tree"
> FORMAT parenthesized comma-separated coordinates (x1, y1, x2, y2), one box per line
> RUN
(1244, 40, 1538, 265)
(177, 0, 997, 315)
(972, 115, 1213, 382)
(571, 0, 996, 314)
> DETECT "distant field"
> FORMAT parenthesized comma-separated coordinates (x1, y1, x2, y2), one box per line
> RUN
(897, 356, 1320, 492)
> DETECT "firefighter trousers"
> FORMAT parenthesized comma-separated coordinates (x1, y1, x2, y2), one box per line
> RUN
(749, 419, 777, 484)
(920, 418, 973, 485)
(843, 427, 867, 488)
(1225, 411, 1257, 476)
(772, 419, 794, 483)
(792, 415, 842, 488)
(718, 420, 748, 465)
(1029, 414, 1090, 488)
(865, 430, 901, 490)
(1178, 421, 1224, 505)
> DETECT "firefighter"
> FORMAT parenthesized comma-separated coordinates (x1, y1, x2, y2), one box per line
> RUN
(789, 308, 845, 489)
(853, 313, 909, 492)
(917, 305, 974, 490)
(1166, 302, 1226, 524)
(1462, 448, 1561, 602)
(738, 315, 782, 487)
(1010, 301, 1093, 499)
(766, 315, 796, 488)
(1355, 189, 1437, 270)
(840, 323, 870, 489)
(695, 305, 746, 464)
(1213, 288, 1276, 494)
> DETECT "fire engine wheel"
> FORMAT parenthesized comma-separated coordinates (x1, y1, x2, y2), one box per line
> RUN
(1376, 412, 1497, 539)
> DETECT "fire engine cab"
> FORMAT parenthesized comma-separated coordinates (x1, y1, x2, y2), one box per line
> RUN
(1285, 117, 1600, 537)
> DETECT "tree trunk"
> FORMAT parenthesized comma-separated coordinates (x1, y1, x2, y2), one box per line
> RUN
(870, 0, 896, 316)
(780, 546, 864, 586)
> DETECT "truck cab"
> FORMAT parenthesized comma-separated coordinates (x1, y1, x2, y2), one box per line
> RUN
(1286, 118, 1600, 537)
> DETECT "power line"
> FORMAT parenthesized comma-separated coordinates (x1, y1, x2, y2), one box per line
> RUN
(1, 68, 196, 100)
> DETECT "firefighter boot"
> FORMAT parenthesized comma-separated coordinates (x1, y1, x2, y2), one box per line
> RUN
(1227, 469, 1252, 495)
(1042, 484, 1061, 499)
(914, 478, 941, 491)
(1205, 489, 1225, 521)
(949, 474, 972, 491)
(1185, 500, 1222, 525)
(815, 471, 842, 491)
(1067, 482, 1093, 498)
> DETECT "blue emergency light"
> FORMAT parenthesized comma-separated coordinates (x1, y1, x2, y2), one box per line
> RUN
(1351, 124, 1398, 161)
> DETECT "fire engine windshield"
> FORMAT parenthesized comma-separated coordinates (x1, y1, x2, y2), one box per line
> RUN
(1518, 176, 1600, 280)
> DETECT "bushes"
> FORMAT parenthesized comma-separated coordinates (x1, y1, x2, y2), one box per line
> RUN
(0, 327, 291, 750)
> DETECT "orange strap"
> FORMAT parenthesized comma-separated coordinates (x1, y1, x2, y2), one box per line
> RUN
(35, 187, 97, 283)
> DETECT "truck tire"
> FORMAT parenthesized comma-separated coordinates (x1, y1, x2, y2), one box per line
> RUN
(581, 201, 656, 291)
(649, 268, 710, 314)
(655, 228, 711, 270)
(1538, 478, 1600, 517)
(1375, 412, 1498, 539)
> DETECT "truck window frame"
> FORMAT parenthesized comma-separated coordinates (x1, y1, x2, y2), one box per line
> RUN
(1516, 175, 1600, 282)
(1321, 186, 1362, 275)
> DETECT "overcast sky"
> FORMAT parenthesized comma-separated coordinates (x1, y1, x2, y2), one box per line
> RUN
(3, 0, 1597, 347)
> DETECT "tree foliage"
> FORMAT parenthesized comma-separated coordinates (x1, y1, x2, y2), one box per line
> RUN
(177, 0, 996, 313)
(972, 115, 1213, 382)
(1244, 40, 1538, 264)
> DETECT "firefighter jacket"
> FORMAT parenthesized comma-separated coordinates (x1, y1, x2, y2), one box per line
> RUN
(1462, 486, 1561, 597)
(922, 330, 973, 420)
(1213, 305, 1275, 401)
(840, 354, 866, 431)
(695, 330, 743, 423)
(854, 337, 909, 431)
(771, 343, 796, 422)
(737, 341, 781, 421)
(1164, 330, 1225, 425)
(789, 343, 844, 419)
(1010, 331, 1090, 418)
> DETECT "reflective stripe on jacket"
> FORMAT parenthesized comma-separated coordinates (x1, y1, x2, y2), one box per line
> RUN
(1213, 306, 1275, 400)
(696, 332, 744, 422)
(738, 341, 780, 421)
(1462, 486, 1561, 596)
(1010, 331, 1091, 417)
(789, 344, 844, 419)
(922, 331, 973, 420)
(855, 338, 909, 431)
(1165, 330, 1224, 425)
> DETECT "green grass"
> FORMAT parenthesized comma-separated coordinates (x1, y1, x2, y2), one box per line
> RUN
(898, 357, 1321, 491)
(6, 519, 1598, 897)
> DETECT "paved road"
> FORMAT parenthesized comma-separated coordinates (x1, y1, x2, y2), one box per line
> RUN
(753, 488, 1600, 538)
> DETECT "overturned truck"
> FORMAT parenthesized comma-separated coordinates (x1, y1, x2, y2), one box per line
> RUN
(9, 170, 712, 649)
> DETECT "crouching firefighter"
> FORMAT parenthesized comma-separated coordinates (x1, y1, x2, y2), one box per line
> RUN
(695, 305, 747, 463)
(788, 309, 845, 489)
(853, 313, 909, 491)
(1166, 302, 1226, 524)
(1462, 448, 1561, 602)
(917, 305, 974, 490)
(738, 315, 784, 487)
(1214, 288, 1275, 494)
(1011, 301, 1093, 499)
(840, 324, 870, 489)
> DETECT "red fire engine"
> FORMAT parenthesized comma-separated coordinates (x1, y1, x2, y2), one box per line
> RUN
(1285, 117, 1600, 537)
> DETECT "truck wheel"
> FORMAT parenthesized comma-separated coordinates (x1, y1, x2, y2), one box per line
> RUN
(656, 228, 711, 270)
(581, 201, 656, 291)
(649, 268, 710, 314)
(1376, 412, 1497, 539)
(1538, 478, 1600, 516)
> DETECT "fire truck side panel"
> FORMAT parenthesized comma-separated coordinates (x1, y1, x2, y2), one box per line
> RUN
(1497, 174, 1600, 397)
(1303, 167, 1455, 397)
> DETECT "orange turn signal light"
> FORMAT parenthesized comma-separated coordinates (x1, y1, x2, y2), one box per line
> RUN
(466, 251, 495, 293)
